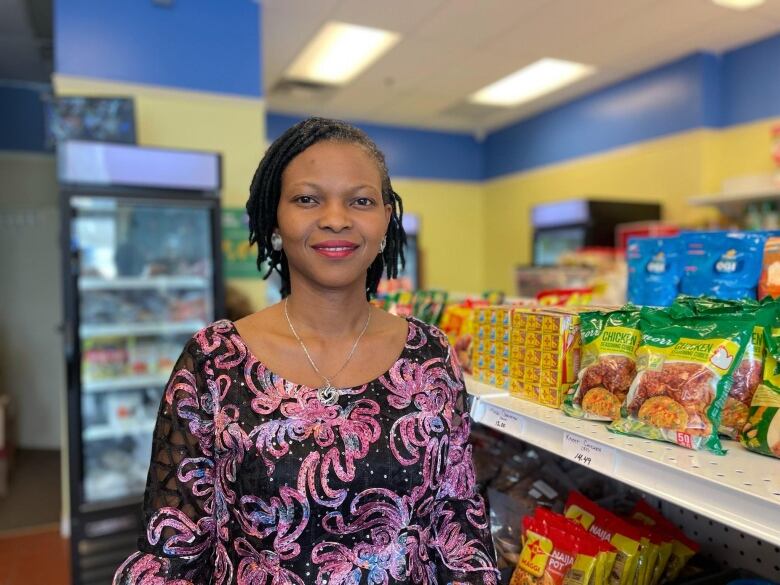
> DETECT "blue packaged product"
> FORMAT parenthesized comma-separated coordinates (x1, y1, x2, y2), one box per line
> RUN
(626, 236, 682, 306)
(681, 231, 767, 300)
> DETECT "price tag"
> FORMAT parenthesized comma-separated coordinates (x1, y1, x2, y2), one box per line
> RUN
(481, 404, 524, 438)
(562, 432, 615, 474)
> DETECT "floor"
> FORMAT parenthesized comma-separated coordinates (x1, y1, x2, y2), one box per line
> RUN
(0, 449, 61, 532)
(0, 525, 70, 585)
(0, 449, 69, 584)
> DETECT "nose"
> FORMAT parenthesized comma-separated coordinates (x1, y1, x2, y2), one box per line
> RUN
(317, 199, 351, 232)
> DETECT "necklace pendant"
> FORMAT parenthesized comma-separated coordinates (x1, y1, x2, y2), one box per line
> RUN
(317, 384, 340, 406)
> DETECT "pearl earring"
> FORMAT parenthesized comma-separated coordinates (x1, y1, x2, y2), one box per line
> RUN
(271, 233, 283, 252)
(379, 236, 386, 254)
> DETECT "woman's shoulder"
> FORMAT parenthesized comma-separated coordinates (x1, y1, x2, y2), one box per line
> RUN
(405, 316, 453, 357)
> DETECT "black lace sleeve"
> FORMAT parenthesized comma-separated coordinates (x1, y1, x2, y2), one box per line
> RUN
(431, 341, 500, 585)
(113, 338, 216, 585)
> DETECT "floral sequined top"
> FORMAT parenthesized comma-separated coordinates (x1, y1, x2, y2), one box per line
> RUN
(114, 317, 498, 585)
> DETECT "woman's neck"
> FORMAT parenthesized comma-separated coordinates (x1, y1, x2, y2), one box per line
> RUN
(284, 279, 370, 341)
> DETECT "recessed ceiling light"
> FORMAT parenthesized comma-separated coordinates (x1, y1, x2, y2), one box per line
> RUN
(712, 0, 765, 9)
(285, 21, 401, 85)
(469, 58, 595, 108)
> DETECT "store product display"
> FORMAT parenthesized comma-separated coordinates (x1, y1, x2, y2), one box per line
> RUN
(562, 307, 642, 421)
(740, 324, 780, 458)
(627, 237, 683, 308)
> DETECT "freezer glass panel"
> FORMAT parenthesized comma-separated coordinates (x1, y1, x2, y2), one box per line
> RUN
(71, 196, 215, 504)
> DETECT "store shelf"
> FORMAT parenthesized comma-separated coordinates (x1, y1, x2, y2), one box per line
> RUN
(79, 276, 210, 291)
(83, 421, 156, 441)
(83, 374, 170, 394)
(688, 190, 780, 207)
(465, 375, 780, 548)
(80, 320, 205, 338)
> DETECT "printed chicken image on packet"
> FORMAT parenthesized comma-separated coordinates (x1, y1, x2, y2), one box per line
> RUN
(609, 307, 754, 453)
(562, 308, 641, 421)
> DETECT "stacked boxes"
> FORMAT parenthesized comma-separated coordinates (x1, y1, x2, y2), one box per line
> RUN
(510, 308, 582, 408)
(472, 306, 513, 389)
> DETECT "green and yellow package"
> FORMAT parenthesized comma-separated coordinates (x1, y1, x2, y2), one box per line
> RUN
(670, 296, 771, 438)
(740, 319, 780, 459)
(609, 307, 754, 453)
(562, 308, 642, 421)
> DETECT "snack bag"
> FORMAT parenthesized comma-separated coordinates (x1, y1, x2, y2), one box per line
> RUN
(629, 500, 699, 584)
(627, 237, 683, 307)
(535, 508, 616, 585)
(670, 296, 770, 438)
(563, 308, 642, 421)
(758, 236, 780, 299)
(680, 231, 767, 300)
(609, 307, 753, 453)
(625, 516, 673, 585)
(740, 322, 780, 458)
(511, 515, 598, 585)
(564, 492, 643, 585)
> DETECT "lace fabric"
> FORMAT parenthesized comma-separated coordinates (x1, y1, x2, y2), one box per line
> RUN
(113, 318, 498, 585)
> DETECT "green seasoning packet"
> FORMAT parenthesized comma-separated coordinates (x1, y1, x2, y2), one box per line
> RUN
(670, 296, 770, 438)
(609, 307, 754, 453)
(563, 308, 641, 421)
(740, 322, 780, 458)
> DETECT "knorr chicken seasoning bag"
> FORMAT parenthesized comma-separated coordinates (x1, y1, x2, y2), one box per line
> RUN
(610, 307, 754, 453)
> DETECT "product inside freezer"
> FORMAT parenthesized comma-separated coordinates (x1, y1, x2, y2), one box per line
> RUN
(80, 289, 208, 325)
(82, 335, 183, 381)
(83, 434, 153, 503)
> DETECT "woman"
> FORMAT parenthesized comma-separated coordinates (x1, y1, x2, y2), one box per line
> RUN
(114, 118, 498, 585)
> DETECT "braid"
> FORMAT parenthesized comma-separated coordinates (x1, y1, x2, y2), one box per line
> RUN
(246, 117, 406, 299)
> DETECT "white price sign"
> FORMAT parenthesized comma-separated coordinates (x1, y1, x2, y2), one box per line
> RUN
(482, 404, 524, 438)
(562, 432, 615, 474)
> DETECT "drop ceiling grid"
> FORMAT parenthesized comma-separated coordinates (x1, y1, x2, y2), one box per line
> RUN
(262, 0, 780, 133)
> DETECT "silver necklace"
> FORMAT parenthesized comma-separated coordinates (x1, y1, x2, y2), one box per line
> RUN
(283, 297, 372, 406)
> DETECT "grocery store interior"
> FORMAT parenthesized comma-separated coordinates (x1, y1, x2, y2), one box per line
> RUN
(2, 0, 780, 583)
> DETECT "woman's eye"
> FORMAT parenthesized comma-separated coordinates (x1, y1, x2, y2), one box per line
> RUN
(354, 197, 375, 207)
(295, 195, 316, 205)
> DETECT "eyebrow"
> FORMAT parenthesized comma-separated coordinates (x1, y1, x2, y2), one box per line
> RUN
(286, 181, 379, 194)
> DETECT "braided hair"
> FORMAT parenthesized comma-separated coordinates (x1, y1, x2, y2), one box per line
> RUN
(247, 117, 406, 299)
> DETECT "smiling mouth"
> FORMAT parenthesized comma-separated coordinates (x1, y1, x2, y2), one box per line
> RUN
(312, 241, 360, 258)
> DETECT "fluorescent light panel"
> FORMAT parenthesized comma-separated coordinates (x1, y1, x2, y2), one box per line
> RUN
(285, 21, 400, 85)
(712, 0, 765, 9)
(470, 58, 595, 107)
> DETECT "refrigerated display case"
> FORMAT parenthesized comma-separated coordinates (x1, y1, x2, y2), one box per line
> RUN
(58, 140, 224, 585)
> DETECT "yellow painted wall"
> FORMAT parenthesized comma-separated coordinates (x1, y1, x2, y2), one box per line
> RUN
(482, 130, 721, 293)
(52, 74, 268, 309)
(394, 179, 485, 294)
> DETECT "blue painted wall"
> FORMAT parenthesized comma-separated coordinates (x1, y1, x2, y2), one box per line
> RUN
(722, 33, 780, 126)
(484, 53, 721, 179)
(54, 0, 262, 97)
(267, 113, 484, 182)
(0, 83, 49, 152)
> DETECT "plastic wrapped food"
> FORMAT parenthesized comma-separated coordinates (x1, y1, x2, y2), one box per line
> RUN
(680, 231, 767, 301)
(627, 237, 683, 307)
(610, 308, 754, 453)
(564, 492, 643, 585)
(740, 316, 780, 459)
(563, 309, 641, 421)
(669, 296, 771, 438)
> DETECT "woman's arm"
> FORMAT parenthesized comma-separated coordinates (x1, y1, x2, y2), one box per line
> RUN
(113, 339, 217, 585)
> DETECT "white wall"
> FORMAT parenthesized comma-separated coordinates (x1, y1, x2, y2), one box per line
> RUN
(0, 152, 64, 450)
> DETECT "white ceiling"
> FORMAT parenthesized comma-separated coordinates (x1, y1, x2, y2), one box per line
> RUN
(262, 0, 780, 135)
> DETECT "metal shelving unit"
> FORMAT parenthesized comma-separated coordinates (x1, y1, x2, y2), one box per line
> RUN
(79, 320, 206, 339)
(465, 375, 780, 549)
(83, 421, 156, 442)
(83, 374, 170, 394)
(79, 276, 210, 290)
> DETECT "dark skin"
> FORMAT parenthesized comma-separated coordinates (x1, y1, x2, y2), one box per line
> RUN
(234, 141, 409, 389)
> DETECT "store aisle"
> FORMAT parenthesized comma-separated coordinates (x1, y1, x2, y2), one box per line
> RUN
(0, 525, 69, 585)
(0, 449, 60, 532)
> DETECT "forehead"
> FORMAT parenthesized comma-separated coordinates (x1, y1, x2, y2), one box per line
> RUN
(282, 141, 381, 187)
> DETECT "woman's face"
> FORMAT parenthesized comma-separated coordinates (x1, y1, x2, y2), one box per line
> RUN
(277, 141, 391, 294)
